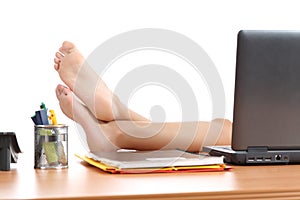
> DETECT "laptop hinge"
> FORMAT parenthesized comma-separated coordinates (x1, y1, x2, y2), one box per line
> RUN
(247, 146, 268, 152)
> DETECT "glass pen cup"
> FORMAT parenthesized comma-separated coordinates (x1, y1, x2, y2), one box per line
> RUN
(34, 124, 68, 169)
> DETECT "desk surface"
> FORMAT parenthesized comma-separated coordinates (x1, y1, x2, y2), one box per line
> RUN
(1, 155, 300, 200)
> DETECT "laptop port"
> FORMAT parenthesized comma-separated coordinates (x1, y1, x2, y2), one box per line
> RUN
(275, 154, 282, 161)
(247, 157, 255, 162)
(264, 157, 272, 161)
(256, 157, 263, 161)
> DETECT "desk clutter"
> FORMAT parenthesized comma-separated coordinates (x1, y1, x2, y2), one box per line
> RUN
(0, 132, 22, 171)
(32, 103, 68, 169)
(76, 149, 230, 174)
(31, 102, 58, 126)
(0, 102, 61, 171)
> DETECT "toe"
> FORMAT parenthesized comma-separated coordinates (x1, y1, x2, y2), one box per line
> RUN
(59, 41, 76, 54)
(56, 85, 68, 100)
(54, 52, 62, 70)
(55, 85, 63, 100)
(54, 57, 61, 65)
(55, 51, 64, 59)
(54, 57, 60, 70)
(54, 63, 59, 70)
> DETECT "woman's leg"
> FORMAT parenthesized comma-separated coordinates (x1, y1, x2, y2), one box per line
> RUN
(56, 84, 231, 152)
(103, 119, 232, 152)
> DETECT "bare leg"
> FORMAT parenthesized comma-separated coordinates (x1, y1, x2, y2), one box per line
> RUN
(106, 119, 232, 152)
(56, 84, 231, 152)
(54, 41, 148, 122)
(55, 84, 118, 152)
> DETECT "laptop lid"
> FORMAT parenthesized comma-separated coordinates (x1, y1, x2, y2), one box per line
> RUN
(232, 30, 300, 151)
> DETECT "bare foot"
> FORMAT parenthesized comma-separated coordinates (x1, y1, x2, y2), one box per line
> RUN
(54, 41, 115, 121)
(55, 84, 118, 152)
(54, 41, 84, 91)
(54, 41, 149, 122)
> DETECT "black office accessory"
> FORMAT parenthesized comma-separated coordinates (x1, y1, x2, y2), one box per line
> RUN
(204, 30, 300, 164)
(0, 132, 22, 170)
(31, 109, 49, 125)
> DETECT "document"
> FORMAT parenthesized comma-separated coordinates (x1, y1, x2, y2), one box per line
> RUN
(76, 149, 229, 174)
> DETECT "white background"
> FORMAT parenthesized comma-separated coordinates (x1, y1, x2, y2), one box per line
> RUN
(0, 0, 299, 163)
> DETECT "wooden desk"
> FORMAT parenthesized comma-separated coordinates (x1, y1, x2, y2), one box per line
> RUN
(1, 155, 300, 200)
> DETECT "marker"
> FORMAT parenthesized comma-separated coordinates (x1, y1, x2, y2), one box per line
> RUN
(36, 109, 49, 125)
(49, 110, 57, 125)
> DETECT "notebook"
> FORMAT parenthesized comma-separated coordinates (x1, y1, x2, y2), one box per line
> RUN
(203, 30, 300, 165)
(75, 149, 229, 174)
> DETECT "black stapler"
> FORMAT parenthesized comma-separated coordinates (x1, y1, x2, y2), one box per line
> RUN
(0, 132, 22, 171)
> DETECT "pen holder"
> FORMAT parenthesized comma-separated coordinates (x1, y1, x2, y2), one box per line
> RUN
(34, 125, 68, 169)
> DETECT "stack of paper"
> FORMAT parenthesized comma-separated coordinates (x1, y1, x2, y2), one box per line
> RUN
(76, 150, 230, 174)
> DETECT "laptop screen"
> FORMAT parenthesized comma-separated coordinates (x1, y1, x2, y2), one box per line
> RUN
(232, 30, 300, 150)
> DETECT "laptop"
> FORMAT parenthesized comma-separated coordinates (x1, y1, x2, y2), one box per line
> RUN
(203, 30, 300, 165)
